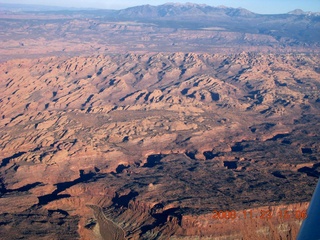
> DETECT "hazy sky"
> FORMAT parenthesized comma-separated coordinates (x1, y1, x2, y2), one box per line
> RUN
(1, 0, 320, 14)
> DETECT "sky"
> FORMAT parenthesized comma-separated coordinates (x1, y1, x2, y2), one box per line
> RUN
(1, 0, 320, 14)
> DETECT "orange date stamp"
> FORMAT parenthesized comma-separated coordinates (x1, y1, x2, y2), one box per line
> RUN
(212, 209, 308, 220)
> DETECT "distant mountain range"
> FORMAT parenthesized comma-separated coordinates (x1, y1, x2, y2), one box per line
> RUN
(1, 2, 319, 47)
(109, 3, 320, 46)
(288, 9, 320, 16)
(0, 2, 319, 16)
(116, 3, 257, 18)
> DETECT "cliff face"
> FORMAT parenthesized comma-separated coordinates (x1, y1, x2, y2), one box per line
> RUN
(0, 53, 319, 239)
(179, 202, 308, 239)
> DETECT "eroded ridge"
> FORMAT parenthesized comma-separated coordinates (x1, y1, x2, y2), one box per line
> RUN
(0, 53, 319, 239)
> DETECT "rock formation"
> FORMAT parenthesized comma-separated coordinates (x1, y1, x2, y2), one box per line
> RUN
(0, 4, 319, 240)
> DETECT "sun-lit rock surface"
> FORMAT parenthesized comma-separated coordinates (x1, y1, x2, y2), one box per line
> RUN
(0, 51, 319, 239)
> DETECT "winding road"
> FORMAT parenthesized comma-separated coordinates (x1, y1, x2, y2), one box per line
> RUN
(87, 204, 126, 240)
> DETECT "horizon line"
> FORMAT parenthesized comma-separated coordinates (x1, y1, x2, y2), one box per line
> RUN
(0, 1, 318, 15)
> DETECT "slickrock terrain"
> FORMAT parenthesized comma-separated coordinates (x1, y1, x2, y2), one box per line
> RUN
(0, 52, 319, 239)
(0, 3, 320, 240)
